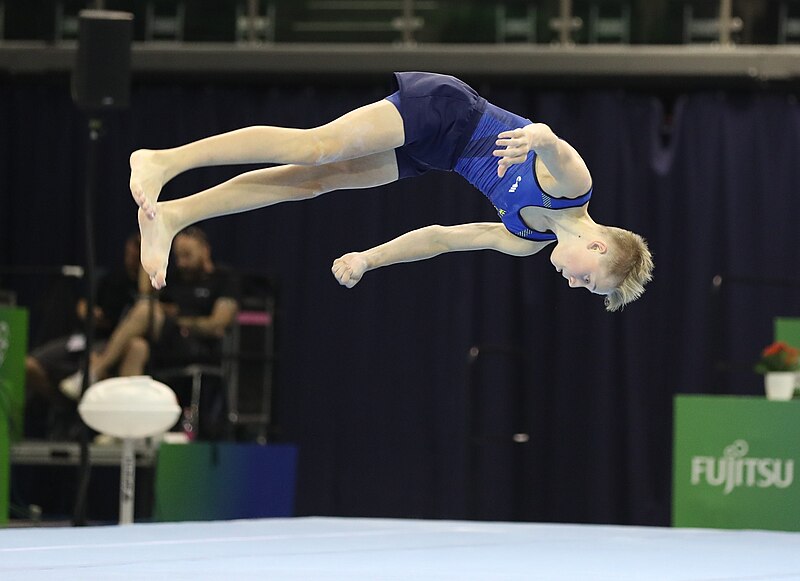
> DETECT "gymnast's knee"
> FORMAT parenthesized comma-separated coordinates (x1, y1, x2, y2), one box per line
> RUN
(304, 127, 349, 165)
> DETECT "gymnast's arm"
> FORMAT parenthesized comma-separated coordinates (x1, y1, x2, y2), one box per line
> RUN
(331, 223, 551, 288)
(176, 297, 239, 338)
(494, 123, 592, 195)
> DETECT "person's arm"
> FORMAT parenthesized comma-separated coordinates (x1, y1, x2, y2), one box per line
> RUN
(331, 222, 551, 288)
(494, 123, 592, 196)
(177, 297, 238, 338)
(75, 299, 108, 328)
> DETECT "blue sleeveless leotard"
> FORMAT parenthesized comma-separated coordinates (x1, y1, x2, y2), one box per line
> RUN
(454, 103, 592, 242)
(383, 72, 591, 241)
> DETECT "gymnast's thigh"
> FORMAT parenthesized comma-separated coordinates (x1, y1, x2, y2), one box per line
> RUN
(310, 150, 401, 192)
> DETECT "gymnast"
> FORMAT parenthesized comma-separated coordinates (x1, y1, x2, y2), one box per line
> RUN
(131, 72, 653, 311)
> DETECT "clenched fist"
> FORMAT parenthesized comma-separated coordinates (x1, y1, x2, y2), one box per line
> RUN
(332, 252, 369, 288)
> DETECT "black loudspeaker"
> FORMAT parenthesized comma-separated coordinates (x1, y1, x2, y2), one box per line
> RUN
(71, 10, 134, 112)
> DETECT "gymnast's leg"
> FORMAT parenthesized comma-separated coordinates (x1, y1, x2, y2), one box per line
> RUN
(139, 150, 399, 288)
(130, 99, 404, 219)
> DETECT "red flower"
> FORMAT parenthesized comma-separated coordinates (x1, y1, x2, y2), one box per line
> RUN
(756, 342, 800, 373)
(763, 342, 787, 357)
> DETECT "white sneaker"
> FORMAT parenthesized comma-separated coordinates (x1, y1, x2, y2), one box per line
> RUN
(162, 432, 190, 444)
(59, 370, 96, 400)
(93, 434, 120, 446)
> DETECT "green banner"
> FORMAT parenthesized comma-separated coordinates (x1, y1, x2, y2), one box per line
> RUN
(673, 395, 800, 531)
(0, 307, 28, 525)
(775, 317, 800, 348)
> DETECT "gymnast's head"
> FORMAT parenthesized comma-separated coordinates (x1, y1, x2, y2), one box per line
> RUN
(549, 225, 653, 312)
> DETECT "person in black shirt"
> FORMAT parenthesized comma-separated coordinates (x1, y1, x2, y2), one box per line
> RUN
(150, 229, 240, 369)
(26, 233, 143, 404)
(59, 226, 238, 393)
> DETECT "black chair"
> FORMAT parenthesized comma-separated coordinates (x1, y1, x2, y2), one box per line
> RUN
(151, 273, 276, 441)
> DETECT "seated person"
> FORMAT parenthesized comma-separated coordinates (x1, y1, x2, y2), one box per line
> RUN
(60, 226, 239, 398)
(24, 233, 143, 436)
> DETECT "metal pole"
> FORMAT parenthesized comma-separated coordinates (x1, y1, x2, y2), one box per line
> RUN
(247, 0, 257, 43)
(402, 0, 414, 45)
(719, 0, 732, 45)
(549, 0, 580, 45)
(72, 116, 102, 527)
(466, 344, 529, 521)
(559, 0, 572, 44)
(718, 0, 742, 45)
(119, 438, 136, 524)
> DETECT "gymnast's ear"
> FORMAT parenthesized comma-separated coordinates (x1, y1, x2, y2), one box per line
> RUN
(588, 240, 608, 254)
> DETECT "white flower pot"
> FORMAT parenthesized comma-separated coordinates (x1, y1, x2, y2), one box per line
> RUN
(764, 371, 796, 401)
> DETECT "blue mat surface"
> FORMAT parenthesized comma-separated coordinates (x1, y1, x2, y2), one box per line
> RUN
(2, 517, 800, 580)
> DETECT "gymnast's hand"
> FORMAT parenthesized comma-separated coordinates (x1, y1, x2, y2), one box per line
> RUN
(332, 252, 369, 288)
(494, 123, 557, 178)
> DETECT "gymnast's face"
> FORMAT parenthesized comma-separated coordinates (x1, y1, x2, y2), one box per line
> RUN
(550, 239, 611, 295)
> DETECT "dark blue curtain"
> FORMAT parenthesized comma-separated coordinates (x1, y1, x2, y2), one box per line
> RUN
(3, 75, 800, 526)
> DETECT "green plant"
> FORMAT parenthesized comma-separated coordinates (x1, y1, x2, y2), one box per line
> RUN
(754, 341, 800, 373)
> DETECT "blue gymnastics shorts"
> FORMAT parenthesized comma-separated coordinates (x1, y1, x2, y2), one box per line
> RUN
(385, 72, 487, 179)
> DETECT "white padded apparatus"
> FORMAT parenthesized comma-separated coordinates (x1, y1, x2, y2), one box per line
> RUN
(78, 375, 181, 438)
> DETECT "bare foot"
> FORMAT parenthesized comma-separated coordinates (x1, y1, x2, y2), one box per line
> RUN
(138, 205, 176, 289)
(130, 149, 169, 220)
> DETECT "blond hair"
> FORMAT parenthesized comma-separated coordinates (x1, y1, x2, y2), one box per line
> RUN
(602, 227, 653, 312)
